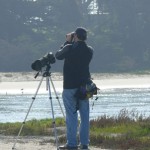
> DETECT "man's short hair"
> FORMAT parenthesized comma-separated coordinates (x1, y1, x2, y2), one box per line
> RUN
(75, 27, 87, 41)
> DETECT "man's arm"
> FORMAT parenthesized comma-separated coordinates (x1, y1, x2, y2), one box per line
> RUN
(55, 44, 72, 60)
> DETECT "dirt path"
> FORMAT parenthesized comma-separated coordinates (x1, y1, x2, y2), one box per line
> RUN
(0, 136, 106, 150)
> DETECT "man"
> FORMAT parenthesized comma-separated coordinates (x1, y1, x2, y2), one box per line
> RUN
(55, 27, 93, 150)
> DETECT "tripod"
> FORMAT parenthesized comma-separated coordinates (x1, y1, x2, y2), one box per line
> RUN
(12, 64, 65, 150)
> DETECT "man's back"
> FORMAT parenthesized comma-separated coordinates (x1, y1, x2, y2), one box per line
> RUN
(63, 41, 93, 89)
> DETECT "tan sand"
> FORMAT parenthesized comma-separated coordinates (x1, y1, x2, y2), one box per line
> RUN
(0, 80, 63, 94)
(0, 136, 104, 150)
(1, 73, 150, 94)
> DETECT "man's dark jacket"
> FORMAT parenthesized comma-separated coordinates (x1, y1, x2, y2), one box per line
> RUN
(55, 41, 93, 89)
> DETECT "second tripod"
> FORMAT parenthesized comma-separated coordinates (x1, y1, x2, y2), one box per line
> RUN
(12, 64, 65, 150)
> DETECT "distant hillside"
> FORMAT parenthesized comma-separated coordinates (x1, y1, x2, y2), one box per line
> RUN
(0, 0, 150, 72)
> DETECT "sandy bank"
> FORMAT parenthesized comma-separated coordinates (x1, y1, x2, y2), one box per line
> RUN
(0, 72, 150, 94)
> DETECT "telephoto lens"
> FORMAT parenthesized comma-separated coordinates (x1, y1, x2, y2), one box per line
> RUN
(31, 52, 56, 71)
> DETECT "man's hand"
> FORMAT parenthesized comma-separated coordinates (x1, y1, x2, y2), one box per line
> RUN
(66, 32, 74, 42)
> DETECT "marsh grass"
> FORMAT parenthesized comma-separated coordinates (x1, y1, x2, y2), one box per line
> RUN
(0, 118, 65, 136)
(90, 109, 150, 149)
(0, 109, 150, 149)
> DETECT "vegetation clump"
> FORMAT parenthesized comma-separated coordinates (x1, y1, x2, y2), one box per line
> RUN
(90, 109, 150, 149)
(0, 118, 65, 136)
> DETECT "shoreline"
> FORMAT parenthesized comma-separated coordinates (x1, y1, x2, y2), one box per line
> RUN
(1, 73, 150, 94)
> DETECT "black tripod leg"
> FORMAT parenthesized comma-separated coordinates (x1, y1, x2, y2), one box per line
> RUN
(12, 76, 44, 150)
(47, 77, 59, 149)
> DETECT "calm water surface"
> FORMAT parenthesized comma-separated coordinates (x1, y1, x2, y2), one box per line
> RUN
(0, 88, 150, 122)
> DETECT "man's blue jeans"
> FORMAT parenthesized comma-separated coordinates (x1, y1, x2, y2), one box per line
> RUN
(62, 89, 89, 147)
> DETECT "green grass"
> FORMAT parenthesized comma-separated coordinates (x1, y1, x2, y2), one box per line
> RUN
(0, 109, 150, 149)
(0, 118, 65, 136)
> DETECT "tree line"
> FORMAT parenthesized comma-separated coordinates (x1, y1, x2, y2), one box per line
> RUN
(0, 0, 150, 72)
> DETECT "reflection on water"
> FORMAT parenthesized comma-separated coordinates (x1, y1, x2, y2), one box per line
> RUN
(0, 88, 150, 122)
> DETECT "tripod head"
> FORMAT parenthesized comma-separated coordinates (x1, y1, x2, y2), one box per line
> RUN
(34, 63, 52, 79)
(43, 64, 51, 77)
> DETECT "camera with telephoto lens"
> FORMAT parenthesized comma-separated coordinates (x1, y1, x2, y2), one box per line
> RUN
(31, 52, 55, 71)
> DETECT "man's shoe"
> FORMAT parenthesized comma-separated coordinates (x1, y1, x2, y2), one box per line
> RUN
(79, 145, 89, 150)
(59, 144, 78, 150)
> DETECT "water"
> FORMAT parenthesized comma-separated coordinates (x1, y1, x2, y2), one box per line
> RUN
(0, 88, 150, 123)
